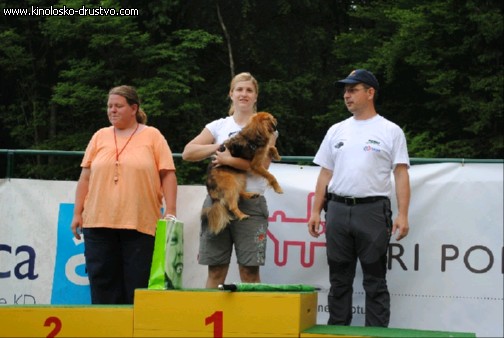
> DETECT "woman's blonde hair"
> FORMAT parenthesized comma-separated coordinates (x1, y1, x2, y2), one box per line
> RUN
(228, 72, 259, 116)
(108, 85, 148, 124)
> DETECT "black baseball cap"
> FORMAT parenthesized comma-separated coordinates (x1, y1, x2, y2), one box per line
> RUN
(336, 69, 380, 90)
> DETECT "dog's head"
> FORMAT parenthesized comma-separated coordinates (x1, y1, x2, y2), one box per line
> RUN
(249, 112, 278, 136)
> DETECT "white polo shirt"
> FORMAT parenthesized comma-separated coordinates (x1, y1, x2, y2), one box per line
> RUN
(314, 114, 409, 198)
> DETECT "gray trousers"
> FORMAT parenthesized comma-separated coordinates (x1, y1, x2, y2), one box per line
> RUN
(325, 198, 392, 327)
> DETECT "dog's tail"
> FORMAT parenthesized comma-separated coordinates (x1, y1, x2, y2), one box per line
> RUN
(202, 200, 232, 234)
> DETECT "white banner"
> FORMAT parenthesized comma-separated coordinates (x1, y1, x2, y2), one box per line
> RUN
(0, 162, 502, 337)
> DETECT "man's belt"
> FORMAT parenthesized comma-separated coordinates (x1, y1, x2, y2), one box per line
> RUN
(328, 193, 388, 206)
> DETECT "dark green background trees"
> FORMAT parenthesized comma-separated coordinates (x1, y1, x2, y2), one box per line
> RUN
(1, 0, 502, 182)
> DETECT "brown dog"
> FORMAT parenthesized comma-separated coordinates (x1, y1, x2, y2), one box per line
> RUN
(203, 112, 283, 234)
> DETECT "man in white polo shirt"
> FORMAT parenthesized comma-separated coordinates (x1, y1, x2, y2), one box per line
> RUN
(307, 69, 411, 327)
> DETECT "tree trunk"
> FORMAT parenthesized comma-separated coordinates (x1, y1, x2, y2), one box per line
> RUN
(216, 0, 235, 79)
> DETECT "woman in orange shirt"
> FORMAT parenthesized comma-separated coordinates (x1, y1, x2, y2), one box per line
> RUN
(70, 85, 177, 304)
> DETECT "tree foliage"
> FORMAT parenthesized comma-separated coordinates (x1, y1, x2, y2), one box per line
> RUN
(0, 0, 502, 182)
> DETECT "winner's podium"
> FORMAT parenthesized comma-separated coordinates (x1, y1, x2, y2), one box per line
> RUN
(0, 288, 476, 337)
(133, 288, 317, 337)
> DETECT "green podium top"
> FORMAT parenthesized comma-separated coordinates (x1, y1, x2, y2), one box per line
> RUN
(303, 324, 476, 337)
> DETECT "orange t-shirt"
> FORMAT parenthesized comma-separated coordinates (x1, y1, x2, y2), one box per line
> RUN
(81, 126, 175, 236)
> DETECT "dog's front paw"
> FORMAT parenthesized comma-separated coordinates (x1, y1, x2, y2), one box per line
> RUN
(274, 186, 283, 194)
(241, 192, 259, 199)
(238, 214, 250, 220)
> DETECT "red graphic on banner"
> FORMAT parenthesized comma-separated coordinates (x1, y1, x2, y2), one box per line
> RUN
(267, 192, 326, 267)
